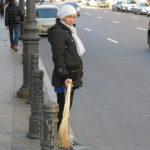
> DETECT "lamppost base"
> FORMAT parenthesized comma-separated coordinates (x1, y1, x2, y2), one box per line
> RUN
(17, 86, 29, 98)
(26, 100, 31, 104)
(28, 115, 40, 139)
(27, 133, 39, 139)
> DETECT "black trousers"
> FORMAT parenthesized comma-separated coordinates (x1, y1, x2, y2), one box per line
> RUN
(57, 90, 74, 131)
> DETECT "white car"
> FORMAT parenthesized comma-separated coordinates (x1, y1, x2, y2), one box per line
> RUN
(126, 3, 136, 12)
(121, 1, 135, 12)
(89, 0, 98, 7)
(132, 2, 147, 15)
(97, 0, 107, 7)
(146, 6, 150, 16)
(36, 5, 59, 35)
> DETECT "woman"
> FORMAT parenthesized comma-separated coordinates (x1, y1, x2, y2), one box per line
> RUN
(48, 4, 85, 137)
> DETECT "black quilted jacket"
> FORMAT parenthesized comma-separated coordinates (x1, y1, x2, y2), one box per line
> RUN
(48, 18, 83, 88)
(5, 3, 24, 26)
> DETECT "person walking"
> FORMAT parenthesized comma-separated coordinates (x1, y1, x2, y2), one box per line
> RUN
(5, 0, 24, 51)
(0, 0, 5, 18)
(48, 4, 86, 149)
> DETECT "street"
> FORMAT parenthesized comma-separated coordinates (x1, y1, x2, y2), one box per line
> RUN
(39, 7, 150, 150)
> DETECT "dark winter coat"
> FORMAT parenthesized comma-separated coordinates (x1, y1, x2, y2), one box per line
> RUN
(48, 18, 83, 88)
(5, 3, 24, 26)
(0, 2, 4, 10)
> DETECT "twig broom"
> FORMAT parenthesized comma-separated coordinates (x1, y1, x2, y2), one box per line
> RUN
(58, 83, 72, 149)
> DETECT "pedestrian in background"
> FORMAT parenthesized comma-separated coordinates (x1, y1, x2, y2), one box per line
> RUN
(48, 5, 85, 149)
(5, 0, 24, 51)
(0, 0, 5, 18)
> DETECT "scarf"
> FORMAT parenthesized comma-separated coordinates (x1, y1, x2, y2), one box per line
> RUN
(61, 21, 86, 56)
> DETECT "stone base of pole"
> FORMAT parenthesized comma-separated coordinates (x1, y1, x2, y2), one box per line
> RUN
(41, 101, 59, 150)
(17, 85, 29, 98)
(27, 115, 40, 139)
(28, 69, 44, 139)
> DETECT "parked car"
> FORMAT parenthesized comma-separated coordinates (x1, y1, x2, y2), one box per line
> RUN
(81, 0, 90, 6)
(148, 21, 150, 47)
(121, 0, 135, 12)
(97, 0, 107, 7)
(36, 5, 59, 35)
(88, 0, 98, 7)
(132, 2, 147, 14)
(146, 6, 150, 16)
(64, 1, 80, 16)
(112, 1, 122, 11)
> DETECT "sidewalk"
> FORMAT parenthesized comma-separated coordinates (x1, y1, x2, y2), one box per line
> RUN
(0, 18, 40, 150)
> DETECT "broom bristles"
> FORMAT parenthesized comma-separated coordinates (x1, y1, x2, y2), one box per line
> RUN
(58, 83, 72, 149)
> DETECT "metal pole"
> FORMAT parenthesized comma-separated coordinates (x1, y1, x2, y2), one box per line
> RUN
(17, 0, 40, 98)
(28, 69, 44, 139)
(41, 101, 59, 150)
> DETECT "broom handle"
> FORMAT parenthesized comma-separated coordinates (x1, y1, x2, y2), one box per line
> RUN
(63, 83, 72, 117)
(66, 83, 72, 103)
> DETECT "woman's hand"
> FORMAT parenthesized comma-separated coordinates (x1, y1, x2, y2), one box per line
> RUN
(65, 79, 73, 87)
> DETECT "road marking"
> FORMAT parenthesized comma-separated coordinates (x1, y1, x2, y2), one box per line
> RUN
(103, 10, 108, 13)
(85, 12, 90, 15)
(107, 38, 119, 44)
(136, 27, 147, 31)
(84, 28, 92, 32)
(113, 20, 120, 24)
(97, 16, 103, 19)
(132, 16, 138, 19)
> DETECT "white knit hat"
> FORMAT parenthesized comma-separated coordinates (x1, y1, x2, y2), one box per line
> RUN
(59, 5, 77, 19)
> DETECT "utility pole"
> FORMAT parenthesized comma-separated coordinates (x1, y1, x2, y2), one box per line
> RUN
(17, 0, 40, 98)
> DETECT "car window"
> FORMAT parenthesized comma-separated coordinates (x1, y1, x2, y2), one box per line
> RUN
(65, 2, 78, 7)
(36, 8, 58, 18)
(126, 0, 134, 4)
(117, 1, 122, 4)
(139, 3, 146, 6)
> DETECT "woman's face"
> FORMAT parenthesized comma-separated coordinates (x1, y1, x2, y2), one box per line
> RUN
(63, 14, 76, 27)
